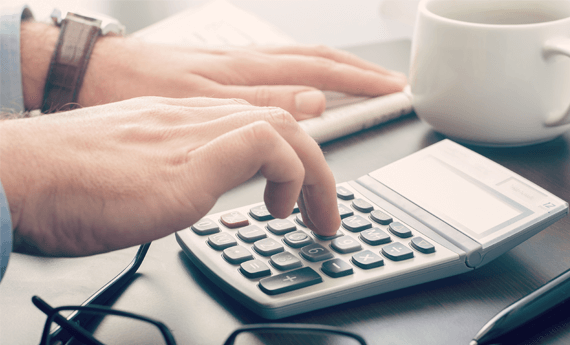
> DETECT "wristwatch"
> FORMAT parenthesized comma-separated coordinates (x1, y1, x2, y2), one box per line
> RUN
(41, 9, 125, 113)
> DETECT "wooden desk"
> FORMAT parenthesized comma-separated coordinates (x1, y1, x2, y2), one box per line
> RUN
(1, 41, 569, 345)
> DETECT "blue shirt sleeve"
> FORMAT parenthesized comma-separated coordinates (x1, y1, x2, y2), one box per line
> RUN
(0, 4, 34, 114)
(0, 179, 12, 282)
(0, 4, 32, 281)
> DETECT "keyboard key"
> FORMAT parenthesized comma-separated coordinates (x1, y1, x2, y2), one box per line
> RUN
(352, 199, 374, 213)
(370, 209, 393, 225)
(411, 237, 436, 254)
(295, 214, 307, 228)
(267, 219, 297, 235)
(259, 267, 322, 295)
(342, 215, 372, 232)
(388, 222, 413, 238)
(360, 228, 391, 246)
(382, 242, 414, 261)
(322, 259, 353, 278)
(284, 231, 314, 248)
(338, 204, 354, 219)
(249, 205, 274, 221)
(336, 186, 354, 200)
(220, 212, 249, 228)
(270, 252, 303, 271)
(352, 250, 384, 269)
(253, 238, 284, 256)
(240, 260, 271, 278)
(191, 218, 219, 235)
(223, 246, 254, 264)
(331, 236, 362, 254)
(312, 230, 344, 241)
(208, 232, 237, 250)
(237, 225, 267, 243)
(300, 243, 334, 262)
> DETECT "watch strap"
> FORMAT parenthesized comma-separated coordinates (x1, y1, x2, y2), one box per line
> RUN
(41, 13, 101, 113)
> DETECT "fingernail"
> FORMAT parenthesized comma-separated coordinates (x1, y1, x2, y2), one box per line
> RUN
(295, 90, 326, 115)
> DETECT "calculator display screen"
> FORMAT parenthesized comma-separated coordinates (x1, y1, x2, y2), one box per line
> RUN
(377, 156, 528, 237)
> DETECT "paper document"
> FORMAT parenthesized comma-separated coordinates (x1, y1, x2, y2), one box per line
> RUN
(132, 0, 413, 143)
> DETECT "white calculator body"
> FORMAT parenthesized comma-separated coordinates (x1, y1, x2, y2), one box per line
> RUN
(176, 140, 568, 319)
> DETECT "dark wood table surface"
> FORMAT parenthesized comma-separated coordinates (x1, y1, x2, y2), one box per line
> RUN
(1, 40, 569, 345)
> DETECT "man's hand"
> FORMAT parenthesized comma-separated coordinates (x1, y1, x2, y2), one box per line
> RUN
(0, 97, 341, 256)
(21, 22, 407, 120)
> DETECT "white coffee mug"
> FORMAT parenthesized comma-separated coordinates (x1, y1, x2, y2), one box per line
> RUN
(409, 0, 570, 146)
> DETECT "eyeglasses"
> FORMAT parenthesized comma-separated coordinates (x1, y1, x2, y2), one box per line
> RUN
(33, 243, 367, 345)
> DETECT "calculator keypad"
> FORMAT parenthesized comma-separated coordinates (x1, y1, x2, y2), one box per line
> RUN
(188, 183, 441, 296)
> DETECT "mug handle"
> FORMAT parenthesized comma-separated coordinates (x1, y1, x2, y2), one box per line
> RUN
(543, 37, 570, 127)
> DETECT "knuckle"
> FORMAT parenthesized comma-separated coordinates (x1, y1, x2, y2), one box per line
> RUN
(264, 107, 297, 132)
(243, 121, 278, 147)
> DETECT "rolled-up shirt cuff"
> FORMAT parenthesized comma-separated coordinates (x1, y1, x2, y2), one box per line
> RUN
(0, 4, 34, 113)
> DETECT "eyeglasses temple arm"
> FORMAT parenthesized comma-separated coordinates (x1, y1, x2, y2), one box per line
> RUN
(49, 243, 151, 343)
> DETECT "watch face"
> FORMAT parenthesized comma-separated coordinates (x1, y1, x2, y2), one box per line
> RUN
(51, 9, 125, 36)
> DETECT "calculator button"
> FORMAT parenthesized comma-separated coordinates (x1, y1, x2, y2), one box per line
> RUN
(237, 225, 267, 243)
(352, 199, 374, 213)
(312, 230, 344, 241)
(249, 205, 274, 221)
(295, 214, 307, 228)
(336, 186, 354, 200)
(240, 260, 271, 278)
(259, 267, 322, 295)
(342, 215, 372, 232)
(370, 209, 393, 225)
(220, 212, 249, 228)
(388, 222, 413, 238)
(338, 204, 354, 219)
(223, 246, 254, 264)
(270, 252, 303, 271)
(322, 259, 353, 278)
(267, 219, 297, 235)
(208, 232, 237, 250)
(284, 231, 314, 248)
(410, 237, 436, 254)
(331, 236, 362, 254)
(253, 238, 284, 256)
(191, 218, 219, 235)
(352, 250, 384, 269)
(300, 244, 334, 262)
(360, 228, 391, 246)
(382, 242, 414, 261)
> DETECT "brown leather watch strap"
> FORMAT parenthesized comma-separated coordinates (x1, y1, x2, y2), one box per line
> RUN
(41, 13, 102, 114)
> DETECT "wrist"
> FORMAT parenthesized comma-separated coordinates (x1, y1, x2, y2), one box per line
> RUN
(20, 21, 59, 111)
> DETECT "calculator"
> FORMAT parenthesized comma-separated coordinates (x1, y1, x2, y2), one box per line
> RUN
(175, 139, 568, 319)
